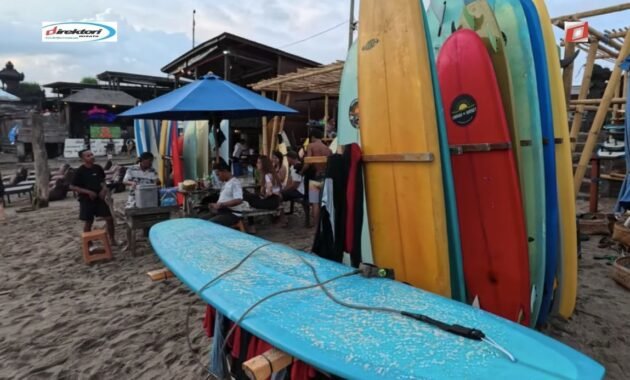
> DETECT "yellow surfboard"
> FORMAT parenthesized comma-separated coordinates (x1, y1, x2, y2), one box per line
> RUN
(359, 0, 451, 296)
(533, 0, 577, 319)
(158, 120, 169, 185)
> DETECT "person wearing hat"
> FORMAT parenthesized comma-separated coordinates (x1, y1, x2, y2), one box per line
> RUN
(123, 152, 161, 208)
(69, 149, 116, 244)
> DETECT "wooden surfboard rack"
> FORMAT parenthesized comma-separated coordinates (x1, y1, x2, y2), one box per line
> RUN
(243, 348, 293, 380)
(303, 152, 434, 164)
(449, 142, 511, 155)
(147, 268, 173, 281)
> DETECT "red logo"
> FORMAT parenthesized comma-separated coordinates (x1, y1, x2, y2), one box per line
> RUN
(45, 26, 58, 36)
(565, 21, 589, 43)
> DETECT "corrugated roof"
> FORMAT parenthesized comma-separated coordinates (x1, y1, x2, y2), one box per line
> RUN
(63, 88, 139, 106)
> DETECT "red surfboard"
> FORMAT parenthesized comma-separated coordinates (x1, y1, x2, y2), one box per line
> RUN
(437, 29, 531, 325)
(170, 122, 184, 205)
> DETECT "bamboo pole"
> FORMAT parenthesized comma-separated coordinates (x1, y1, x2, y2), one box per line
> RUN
(612, 77, 623, 123)
(569, 41, 599, 152)
(574, 29, 630, 194)
(587, 26, 623, 51)
(570, 97, 627, 105)
(551, 3, 630, 23)
(324, 94, 329, 138)
(574, 41, 617, 58)
(278, 93, 292, 135)
(261, 91, 268, 157)
(269, 87, 283, 154)
(569, 105, 614, 111)
(608, 28, 630, 38)
(562, 42, 577, 108)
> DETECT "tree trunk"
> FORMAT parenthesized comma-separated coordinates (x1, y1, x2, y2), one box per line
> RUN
(30, 112, 50, 208)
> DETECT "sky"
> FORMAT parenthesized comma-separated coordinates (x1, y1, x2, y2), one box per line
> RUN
(0, 0, 628, 90)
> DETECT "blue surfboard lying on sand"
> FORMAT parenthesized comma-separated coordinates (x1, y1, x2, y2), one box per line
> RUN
(149, 219, 604, 379)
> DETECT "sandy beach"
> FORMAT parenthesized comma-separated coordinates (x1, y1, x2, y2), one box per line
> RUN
(0, 175, 628, 379)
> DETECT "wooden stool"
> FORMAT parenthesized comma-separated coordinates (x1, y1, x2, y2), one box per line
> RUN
(231, 220, 246, 232)
(81, 229, 113, 264)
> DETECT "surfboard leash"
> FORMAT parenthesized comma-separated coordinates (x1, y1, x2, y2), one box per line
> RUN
(290, 253, 517, 363)
(187, 241, 516, 378)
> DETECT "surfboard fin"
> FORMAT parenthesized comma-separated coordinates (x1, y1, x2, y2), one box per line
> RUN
(531, 285, 537, 312)
(472, 295, 480, 308)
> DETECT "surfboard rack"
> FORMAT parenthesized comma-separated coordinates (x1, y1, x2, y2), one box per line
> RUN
(449, 142, 511, 155)
(363, 153, 434, 162)
(243, 348, 292, 380)
(304, 153, 434, 164)
(147, 268, 173, 281)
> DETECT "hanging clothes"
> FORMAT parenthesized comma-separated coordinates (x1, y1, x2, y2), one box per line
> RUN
(312, 154, 347, 262)
(343, 144, 364, 267)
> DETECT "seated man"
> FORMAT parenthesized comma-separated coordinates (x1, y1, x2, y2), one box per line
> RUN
(281, 151, 304, 202)
(208, 162, 243, 227)
(123, 152, 160, 208)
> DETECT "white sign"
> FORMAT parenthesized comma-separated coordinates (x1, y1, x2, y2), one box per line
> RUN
(91, 139, 124, 156)
(63, 139, 86, 158)
(42, 21, 118, 43)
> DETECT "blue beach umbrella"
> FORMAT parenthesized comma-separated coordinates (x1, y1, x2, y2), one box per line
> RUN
(118, 73, 297, 120)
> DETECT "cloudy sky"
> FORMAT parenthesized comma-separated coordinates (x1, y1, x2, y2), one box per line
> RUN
(0, 0, 628, 89)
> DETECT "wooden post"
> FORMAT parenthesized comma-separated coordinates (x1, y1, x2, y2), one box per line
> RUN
(562, 42, 576, 109)
(278, 93, 292, 135)
(570, 98, 626, 105)
(324, 94, 329, 138)
(269, 87, 283, 154)
(589, 157, 600, 213)
(31, 112, 50, 208)
(574, 29, 630, 194)
(612, 76, 623, 123)
(261, 91, 268, 156)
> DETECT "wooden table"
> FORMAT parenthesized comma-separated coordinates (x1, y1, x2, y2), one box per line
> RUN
(124, 206, 179, 256)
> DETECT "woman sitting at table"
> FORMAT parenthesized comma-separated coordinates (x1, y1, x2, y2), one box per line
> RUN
(245, 156, 282, 209)
(243, 156, 282, 233)
(271, 150, 287, 186)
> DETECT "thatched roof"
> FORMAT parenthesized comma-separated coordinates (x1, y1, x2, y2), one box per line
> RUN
(63, 88, 139, 106)
(250, 61, 344, 95)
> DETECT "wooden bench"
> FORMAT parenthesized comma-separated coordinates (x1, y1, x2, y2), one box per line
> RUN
(3, 184, 34, 205)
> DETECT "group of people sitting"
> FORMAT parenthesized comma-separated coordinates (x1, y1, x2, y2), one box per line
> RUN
(208, 129, 332, 233)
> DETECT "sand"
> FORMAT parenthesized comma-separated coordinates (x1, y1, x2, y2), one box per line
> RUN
(0, 179, 628, 379)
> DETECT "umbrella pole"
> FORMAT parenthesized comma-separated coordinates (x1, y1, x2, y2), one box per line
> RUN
(261, 91, 268, 156)
(212, 116, 220, 164)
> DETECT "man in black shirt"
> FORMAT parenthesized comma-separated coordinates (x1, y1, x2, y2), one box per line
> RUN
(70, 149, 115, 243)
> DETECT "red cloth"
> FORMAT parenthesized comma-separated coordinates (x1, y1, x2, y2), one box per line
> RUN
(291, 360, 317, 380)
(344, 144, 363, 258)
(230, 324, 242, 358)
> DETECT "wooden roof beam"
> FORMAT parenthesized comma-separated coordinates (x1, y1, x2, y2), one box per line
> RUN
(551, 3, 630, 23)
